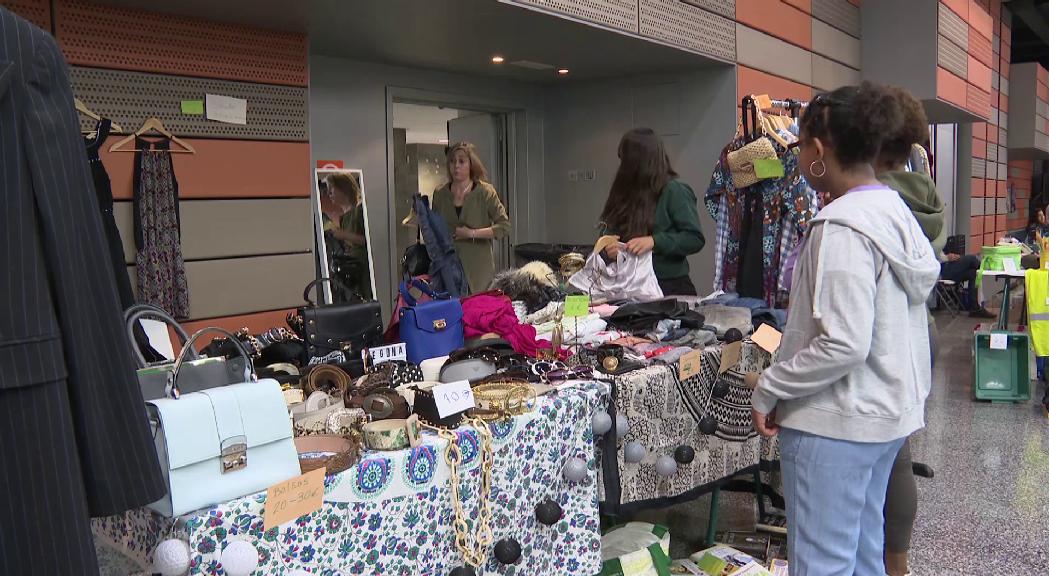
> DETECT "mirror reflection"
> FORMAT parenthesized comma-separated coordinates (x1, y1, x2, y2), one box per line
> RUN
(314, 169, 375, 302)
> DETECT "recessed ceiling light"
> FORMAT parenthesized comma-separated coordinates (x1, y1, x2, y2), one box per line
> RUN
(557, 68, 570, 76)
(491, 55, 505, 64)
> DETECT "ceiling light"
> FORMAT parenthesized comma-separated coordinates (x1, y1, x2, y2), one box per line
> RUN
(557, 68, 570, 76)
(491, 55, 505, 64)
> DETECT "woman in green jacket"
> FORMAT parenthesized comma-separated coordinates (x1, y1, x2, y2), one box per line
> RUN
(432, 142, 511, 294)
(601, 128, 706, 295)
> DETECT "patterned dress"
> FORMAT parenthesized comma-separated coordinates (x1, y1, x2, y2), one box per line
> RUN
(133, 137, 190, 319)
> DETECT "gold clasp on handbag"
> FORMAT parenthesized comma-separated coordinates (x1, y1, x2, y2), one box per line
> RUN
(220, 436, 248, 474)
(433, 319, 447, 330)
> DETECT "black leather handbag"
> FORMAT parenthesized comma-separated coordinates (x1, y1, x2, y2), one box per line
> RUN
(296, 278, 384, 361)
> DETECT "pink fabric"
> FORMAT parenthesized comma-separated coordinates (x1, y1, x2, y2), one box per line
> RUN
(462, 294, 555, 357)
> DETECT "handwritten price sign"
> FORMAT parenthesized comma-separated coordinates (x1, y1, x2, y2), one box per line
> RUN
(264, 468, 326, 531)
(678, 350, 702, 381)
(433, 380, 475, 418)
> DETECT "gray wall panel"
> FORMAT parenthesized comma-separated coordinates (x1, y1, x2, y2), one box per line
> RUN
(70, 67, 308, 141)
(971, 197, 984, 216)
(937, 34, 967, 80)
(114, 199, 313, 263)
(813, 0, 860, 38)
(938, 3, 968, 51)
(639, 0, 736, 62)
(682, 0, 735, 18)
(735, 24, 812, 86)
(812, 18, 861, 69)
(503, 0, 638, 33)
(812, 54, 861, 91)
(128, 253, 314, 319)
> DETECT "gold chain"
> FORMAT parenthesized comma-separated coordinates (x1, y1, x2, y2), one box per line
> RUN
(432, 417, 494, 568)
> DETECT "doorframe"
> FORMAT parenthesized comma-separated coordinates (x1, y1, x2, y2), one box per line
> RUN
(384, 86, 532, 293)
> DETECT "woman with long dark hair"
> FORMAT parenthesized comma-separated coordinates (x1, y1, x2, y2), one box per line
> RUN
(600, 128, 705, 295)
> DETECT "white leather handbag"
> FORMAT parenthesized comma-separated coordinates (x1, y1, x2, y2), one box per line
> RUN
(146, 327, 300, 517)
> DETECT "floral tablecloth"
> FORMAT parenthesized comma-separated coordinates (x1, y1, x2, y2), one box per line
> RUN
(93, 381, 606, 575)
(599, 344, 779, 509)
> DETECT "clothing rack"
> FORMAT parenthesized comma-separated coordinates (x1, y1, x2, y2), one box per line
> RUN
(740, 95, 808, 142)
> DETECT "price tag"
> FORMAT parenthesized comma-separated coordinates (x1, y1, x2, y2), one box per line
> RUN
(990, 333, 1008, 350)
(564, 295, 590, 317)
(752, 324, 783, 354)
(1003, 258, 1018, 273)
(719, 341, 743, 374)
(264, 468, 326, 531)
(678, 350, 702, 381)
(433, 380, 475, 418)
(180, 100, 204, 115)
(753, 94, 773, 110)
(366, 343, 407, 364)
(695, 552, 728, 576)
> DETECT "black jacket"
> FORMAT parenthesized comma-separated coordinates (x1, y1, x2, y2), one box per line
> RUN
(0, 8, 165, 573)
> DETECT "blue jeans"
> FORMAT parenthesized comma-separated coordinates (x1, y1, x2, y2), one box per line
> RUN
(780, 428, 905, 576)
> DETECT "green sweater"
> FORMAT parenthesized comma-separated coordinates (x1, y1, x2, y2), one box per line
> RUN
(651, 180, 706, 280)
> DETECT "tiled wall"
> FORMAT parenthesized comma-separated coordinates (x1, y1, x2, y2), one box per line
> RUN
(2, 0, 313, 334)
(734, 0, 862, 102)
(935, 0, 995, 120)
(967, 0, 1010, 253)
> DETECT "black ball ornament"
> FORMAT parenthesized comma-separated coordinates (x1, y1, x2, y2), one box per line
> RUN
(494, 538, 522, 564)
(724, 328, 744, 343)
(449, 566, 476, 576)
(673, 445, 695, 464)
(699, 415, 718, 435)
(535, 498, 563, 526)
(712, 378, 731, 399)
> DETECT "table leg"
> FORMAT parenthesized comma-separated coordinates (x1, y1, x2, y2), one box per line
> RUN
(1000, 278, 1011, 330)
(705, 486, 721, 547)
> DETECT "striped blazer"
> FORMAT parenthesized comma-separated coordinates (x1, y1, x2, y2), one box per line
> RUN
(0, 9, 165, 572)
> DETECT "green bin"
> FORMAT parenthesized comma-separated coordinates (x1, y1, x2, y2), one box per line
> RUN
(973, 329, 1031, 402)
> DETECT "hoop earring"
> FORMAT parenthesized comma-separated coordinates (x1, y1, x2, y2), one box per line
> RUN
(809, 159, 827, 178)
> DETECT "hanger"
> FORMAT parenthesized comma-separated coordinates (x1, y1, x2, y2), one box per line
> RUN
(76, 97, 123, 136)
(108, 117, 195, 154)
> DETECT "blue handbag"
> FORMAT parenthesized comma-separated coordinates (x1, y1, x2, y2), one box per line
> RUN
(398, 281, 464, 364)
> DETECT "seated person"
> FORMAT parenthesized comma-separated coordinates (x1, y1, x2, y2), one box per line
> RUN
(940, 248, 995, 318)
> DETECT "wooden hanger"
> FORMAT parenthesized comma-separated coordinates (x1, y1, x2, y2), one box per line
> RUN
(108, 117, 195, 154)
(75, 97, 123, 135)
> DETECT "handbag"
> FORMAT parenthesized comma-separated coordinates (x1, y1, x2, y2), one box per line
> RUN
(296, 278, 384, 361)
(124, 304, 249, 401)
(402, 242, 431, 278)
(384, 275, 434, 343)
(146, 327, 300, 517)
(726, 135, 778, 188)
(398, 281, 464, 364)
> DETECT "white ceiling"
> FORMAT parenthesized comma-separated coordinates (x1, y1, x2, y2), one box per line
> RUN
(392, 103, 461, 145)
(92, 0, 724, 83)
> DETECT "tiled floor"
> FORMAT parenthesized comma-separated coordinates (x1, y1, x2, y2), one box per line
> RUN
(640, 309, 1049, 572)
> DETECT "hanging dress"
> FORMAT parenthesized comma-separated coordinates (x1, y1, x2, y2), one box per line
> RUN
(134, 137, 190, 319)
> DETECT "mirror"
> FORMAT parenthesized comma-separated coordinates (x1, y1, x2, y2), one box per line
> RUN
(312, 169, 376, 303)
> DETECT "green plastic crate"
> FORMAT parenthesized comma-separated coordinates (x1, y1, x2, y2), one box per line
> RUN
(973, 330, 1031, 402)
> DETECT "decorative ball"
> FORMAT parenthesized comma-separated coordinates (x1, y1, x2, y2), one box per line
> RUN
(724, 328, 744, 343)
(615, 414, 630, 439)
(535, 498, 564, 525)
(449, 566, 477, 576)
(591, 411, 613, 435)
(494, 538, 523, 564)
(219, 541, 259, 576)
(623, 441, 646, 463)
(674, 445, 695, 464)
(655, 455, 678, 476)
(712, 379, 731, 399)
(563, 457, 588, 482)
(699, 415, 718, 435)
(153, 539, 190, 576)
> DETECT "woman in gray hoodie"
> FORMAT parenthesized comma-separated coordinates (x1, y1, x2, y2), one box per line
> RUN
(752, 83, 941, 575)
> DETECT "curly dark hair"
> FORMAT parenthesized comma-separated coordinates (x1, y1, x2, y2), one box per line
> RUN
(799, 82, 906, 167)
(878, 86, 929, 168)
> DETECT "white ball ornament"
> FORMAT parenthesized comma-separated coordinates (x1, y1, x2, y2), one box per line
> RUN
(591, 411, 612, 435)
(623, 441, 646, 463)
(153, 539, 190, 576)
(563, 457, 588, 482)
(220, 540, 260, 576)
(655, 455, 678, 477)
